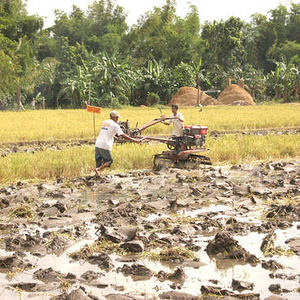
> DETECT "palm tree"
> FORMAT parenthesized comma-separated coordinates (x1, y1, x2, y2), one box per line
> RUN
(13, 38, 40, 110)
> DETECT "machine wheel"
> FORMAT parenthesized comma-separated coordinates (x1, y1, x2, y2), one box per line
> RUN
(176, 154, 212, 170)
(153, 155, 173, 171)
(153, 153, 212, 171)
(180, 160, 200, 170)
(189, 154, 212, 165)
(167, 144, 176, 150)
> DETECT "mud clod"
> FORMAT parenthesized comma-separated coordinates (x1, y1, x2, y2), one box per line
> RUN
(118, 263, 153, 280)
(262, 260, 284, 270)
(205, 232, 259, 264)
(54, 288, 93, 300)
(261, 233, 276, 256)
(33, 267, 67, 283)
(268, 284, 282, 293)
(88, 253, 113, 270)
(80, 271, 103, 282)
(159, 291, 199, 299)
(0, 255, 33, 271)
(100, 225, 137, 243)
(120, 240, 144, 252)
(232, 279, 254, 292)
(201, 285, 260, 299)
(285, 237, 300, 255)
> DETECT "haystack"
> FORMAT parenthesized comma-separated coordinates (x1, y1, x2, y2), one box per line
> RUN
(218, 81, 255, 106)
(169, 87, 220, 106)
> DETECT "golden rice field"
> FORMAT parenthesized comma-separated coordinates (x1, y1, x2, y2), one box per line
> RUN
(0, 104, 299, 183)
(0, 134, 299, 183)
(1, 104, 300, 143)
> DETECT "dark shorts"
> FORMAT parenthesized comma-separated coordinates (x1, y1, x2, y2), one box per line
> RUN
(95, 147, 113, 168)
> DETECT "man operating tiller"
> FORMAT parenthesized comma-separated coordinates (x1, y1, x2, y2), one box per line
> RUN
(161, 104, 184, 137)
(95, 110, 142, 175)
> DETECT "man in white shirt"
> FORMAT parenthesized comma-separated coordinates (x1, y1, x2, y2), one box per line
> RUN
(162, 104, 184, 137)
(95, 111, 141, 174)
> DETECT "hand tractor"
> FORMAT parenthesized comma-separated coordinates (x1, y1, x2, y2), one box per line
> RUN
(118, 117, 212, 170)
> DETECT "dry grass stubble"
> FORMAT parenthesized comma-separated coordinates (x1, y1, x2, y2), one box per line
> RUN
(1, 104, 300, 143)
(0, 134, 299, 183)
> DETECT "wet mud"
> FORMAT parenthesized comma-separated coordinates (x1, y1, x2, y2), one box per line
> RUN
(0, 160, 299, 299)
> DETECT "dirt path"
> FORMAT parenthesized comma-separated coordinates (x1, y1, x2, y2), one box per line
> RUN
(0, 160, 299, 299)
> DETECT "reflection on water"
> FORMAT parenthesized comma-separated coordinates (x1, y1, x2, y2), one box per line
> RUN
(179, 204, 231, 218)
(1, 197, 300, 299)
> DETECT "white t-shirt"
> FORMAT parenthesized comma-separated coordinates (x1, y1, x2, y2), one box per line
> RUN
(169, 112, 184, 136)
(95, 119, 124, 151)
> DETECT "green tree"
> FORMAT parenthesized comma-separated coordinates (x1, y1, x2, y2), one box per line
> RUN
(250, 4, 295, 72)
(287, 3, 300, 43)
(13, 37, 40, 110)
(0, 0, 43, 41)
(35, 57, 60, 107)
(268, 40, 300, 62)
(0, 0, 43, 109)
(52, 0, 127, 54)
(201, 17, 247, 73)
(123, 1, 204, 67)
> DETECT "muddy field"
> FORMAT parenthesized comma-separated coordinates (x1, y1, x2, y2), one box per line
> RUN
(0, 160, 299, 299)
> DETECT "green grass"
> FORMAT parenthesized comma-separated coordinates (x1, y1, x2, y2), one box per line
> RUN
(0, 134, 299, 183)
(1, 104, 300, 143)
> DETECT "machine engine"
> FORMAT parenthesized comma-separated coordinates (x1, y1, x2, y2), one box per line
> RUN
(182, 125, 208, 148)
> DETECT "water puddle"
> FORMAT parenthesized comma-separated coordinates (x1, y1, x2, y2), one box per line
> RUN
(1, 161, 300, 299)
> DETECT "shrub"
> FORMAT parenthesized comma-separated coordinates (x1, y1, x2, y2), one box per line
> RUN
(146, 92, 160, 106)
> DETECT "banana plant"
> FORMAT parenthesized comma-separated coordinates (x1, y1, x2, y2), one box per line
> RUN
(59, 65, 93, 107)
(191, 57, 211, 88)
(94, 52, 138, 105)
(266, 60, 300, 101)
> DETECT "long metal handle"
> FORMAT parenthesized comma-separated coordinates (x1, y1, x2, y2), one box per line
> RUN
(137, 117, 177, 133)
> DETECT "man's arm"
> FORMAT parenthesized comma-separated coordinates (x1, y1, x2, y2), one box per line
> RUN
(115, 123, 141, 143)
(161, 115, 171, 126)
(120, 134, 142, 143)
(175, 114, 184, 122)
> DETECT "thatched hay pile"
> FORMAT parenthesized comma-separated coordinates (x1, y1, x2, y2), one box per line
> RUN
(169, 87, 220, 106)
(217, 80, 255, 106)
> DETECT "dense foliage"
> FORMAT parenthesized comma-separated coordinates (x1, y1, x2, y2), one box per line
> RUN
(1, 0, 300, 109)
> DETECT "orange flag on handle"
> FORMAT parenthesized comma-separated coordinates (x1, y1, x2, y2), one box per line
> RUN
(86, 104, 101, 114)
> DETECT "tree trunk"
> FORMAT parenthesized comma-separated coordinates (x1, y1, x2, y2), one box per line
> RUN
(31, 98, 36, 110)
(294, 86, 299, 100)
(56, 96, 59, 109)
(283, 80, 290, 103)
(275, 86, 281, 100)
(227, 77, 232, 86)
(16, 87, 25, 111)
(196, 73, 202, 106)
(197, 87, 201, 106)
